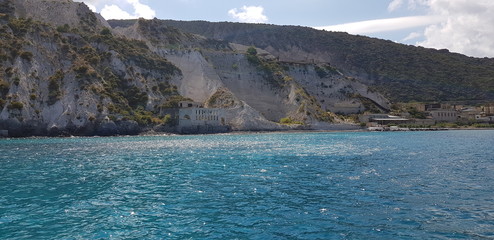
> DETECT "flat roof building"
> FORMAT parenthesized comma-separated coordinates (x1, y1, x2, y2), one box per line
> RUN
(177, 101, 228, 134)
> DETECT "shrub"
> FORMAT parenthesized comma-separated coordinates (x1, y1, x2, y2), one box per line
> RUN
(314, 65, 328, 78)
(246, 46, 257, 55)
(158, 82, 179, 95)
(4, 67, 13, 77)
(8, 18, 32, 36)
(7, 101, 23, 110)
(56, 24, 70, 33)
(125, 86, 148, 108)
(48, 74, 62, 105)
(280, 117, 304, 125)
(20, 51, 33, 61)
(163, 114, 177, 126)
(246, 46, 261, 65)
(0, 78, 9, 96)
(74, 65, 89, 75)
(161, 95, 192, 109)
(100, 28, 112, 35)
(131, 109, 154, 125)
(0, 13, 9, 21)
(246, 54, 260, 65)
(408, 107, 427, 119)
(151, 117, 164, 125)
(434, 122, 459, 128)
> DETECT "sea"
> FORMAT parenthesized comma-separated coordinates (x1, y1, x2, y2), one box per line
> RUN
(0, 130, 493, 239)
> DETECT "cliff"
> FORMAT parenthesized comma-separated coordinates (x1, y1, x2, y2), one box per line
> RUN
(111, 19, 388, 125)
(0, 0, 183, 136)
(9, 0, 491, 137)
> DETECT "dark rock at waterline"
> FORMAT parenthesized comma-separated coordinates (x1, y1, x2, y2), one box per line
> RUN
(95, 121, 119, 136)
(115, 120, 140, 135)
(0, 119, 143, 137)
(94, 120, 142, 136)
(0, 119, 22, 137)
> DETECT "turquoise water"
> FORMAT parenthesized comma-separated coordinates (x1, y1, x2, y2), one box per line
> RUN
(0, 130, 493, 239)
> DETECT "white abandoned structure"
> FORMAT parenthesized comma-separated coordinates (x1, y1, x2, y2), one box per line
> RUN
(177, 101, 228, 133)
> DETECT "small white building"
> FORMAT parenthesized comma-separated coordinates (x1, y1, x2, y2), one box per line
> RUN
(482, 104, 494, 116)
(177, 101, 227, 133)
(179, 108, 224, 126)
(430, 109, 458, 123)
(475, 115, 494, 123)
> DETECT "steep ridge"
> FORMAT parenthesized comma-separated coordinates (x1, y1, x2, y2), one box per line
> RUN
(158, 20, 494, 103)
(11, 0, 109, 32)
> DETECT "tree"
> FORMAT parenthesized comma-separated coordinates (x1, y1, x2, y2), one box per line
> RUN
(246, 46, 257, 56)
(100, 28, 112, 36)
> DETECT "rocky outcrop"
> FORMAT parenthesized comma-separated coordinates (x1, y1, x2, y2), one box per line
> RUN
(11, 0, 110, 32)
(206, 87, 288, 131)
(0, 0, 183, 137)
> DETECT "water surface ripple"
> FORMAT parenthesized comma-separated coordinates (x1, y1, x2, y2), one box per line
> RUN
(1, 130, 493, 239)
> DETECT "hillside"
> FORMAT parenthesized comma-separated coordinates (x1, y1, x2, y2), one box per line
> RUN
(2, 0, 382, 136)
(150, 20, 494, 103)
(3, 0, 493, 137)
(110, 18, 387, 128)
(0, 0, 184, 136)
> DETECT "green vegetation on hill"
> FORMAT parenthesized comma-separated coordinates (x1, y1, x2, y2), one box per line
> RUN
(0, 13, 184, 127)
(156, 20, 494, 103)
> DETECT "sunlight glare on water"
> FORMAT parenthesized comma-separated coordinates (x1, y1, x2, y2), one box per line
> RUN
(0, 131, 493, 239)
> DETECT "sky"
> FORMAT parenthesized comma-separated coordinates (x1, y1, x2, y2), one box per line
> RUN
(73, 0, 494, 58)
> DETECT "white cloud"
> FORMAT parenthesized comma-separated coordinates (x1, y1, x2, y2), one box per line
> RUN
(228, 6, 268, 23)
(127, 0, 155, 19)
(85, 3, 97, 12)
(416, 0, 494, 57)
(74, 0, 155, 20)
(318, 0, 494, 57)
(315, 15, 443, 34)
(388, 0, 404, 12)
(73, 0, 104, 9)
(402, 31, 422, 41)
(100, 4, 134, 19)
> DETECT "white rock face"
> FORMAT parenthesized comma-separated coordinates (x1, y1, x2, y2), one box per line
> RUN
(161, 50, 295, 130)
(204, 51, 299, 122)
(116, 21, 303, 130)
(225, 101, 286, 131)
(165, 51, 224, 103)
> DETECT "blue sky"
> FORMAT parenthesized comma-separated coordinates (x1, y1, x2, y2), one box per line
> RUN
(75, 0, 494, 58)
